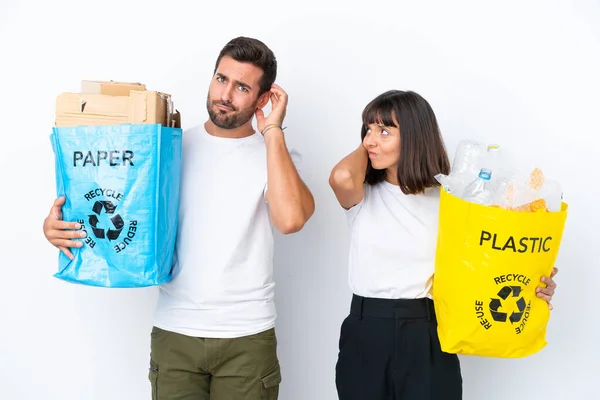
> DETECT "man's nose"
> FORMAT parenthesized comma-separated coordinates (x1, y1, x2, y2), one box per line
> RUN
(220, 84, 234, 103)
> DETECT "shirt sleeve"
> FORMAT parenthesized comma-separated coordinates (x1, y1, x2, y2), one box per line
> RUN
(343, 184, 368, 229)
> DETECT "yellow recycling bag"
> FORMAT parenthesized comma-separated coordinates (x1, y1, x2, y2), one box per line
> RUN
(432, 187, 568, 358)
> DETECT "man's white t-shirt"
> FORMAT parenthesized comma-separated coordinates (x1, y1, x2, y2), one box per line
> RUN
(153, 125, 297, 338)
(345, 181, 441, 299)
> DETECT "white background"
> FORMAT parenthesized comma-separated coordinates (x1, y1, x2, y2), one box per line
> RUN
(1, 0, 599, 399)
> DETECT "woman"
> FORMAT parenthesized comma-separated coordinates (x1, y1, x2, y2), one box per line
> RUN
(329, 90, 558, 400)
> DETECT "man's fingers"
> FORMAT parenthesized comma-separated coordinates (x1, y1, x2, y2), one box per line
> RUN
(52, 238, 84, 248)
(271, 91, 288, 108)
(58, 246, 74, 260)
(46, 197, 81, 261)
(51, 197, 66, 215)
(49, 197, 66, 220)
(270, 86, 288, 100)
(270, 93, 279, 109)
(48, 228, 86, 240)
(270, 84, 286, 96)
(53, 196, 66, 208)
(551, 267, 558, 278)
(50, 220, 81, 231)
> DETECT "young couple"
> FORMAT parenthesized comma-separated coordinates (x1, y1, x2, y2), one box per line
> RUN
(43, 36, 558, 400)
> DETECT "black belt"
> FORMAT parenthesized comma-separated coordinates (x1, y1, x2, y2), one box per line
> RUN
(350, 294, 436, 321)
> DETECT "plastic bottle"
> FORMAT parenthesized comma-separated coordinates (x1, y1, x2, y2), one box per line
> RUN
(538, 180, 563, 212)
(462, 168, 494, 205)
(449, 140, 487, 196)
(451, 139, 487, 178)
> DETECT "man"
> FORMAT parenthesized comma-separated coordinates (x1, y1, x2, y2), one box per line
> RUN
(43, 37, 315, 399)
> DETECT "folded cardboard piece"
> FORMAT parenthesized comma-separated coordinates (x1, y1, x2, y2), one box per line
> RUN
(55, 80, 181, 128)
(81, 80, 147, 96)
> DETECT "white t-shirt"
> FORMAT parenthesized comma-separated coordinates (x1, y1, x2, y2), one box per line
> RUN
(153, 125, 298, 338)
(345, 181, 441, 299)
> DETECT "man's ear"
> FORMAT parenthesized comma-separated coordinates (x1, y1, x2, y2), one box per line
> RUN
(257, 91, 270, 109)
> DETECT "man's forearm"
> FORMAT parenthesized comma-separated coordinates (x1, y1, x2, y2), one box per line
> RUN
(264, 131, 314, 234)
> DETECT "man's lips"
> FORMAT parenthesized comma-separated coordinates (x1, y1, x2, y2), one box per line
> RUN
(215, 103, 234, 112)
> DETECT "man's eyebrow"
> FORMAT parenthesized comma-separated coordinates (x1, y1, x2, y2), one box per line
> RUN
(215, 73, 252, 90)
(236, 80, 252, 90)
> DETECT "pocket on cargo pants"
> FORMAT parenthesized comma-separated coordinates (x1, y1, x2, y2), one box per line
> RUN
(148, 359, 159, 400)
(260, 361, 282, 400)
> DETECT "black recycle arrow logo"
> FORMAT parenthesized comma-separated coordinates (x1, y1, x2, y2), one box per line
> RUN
(489, 286, 527, 324)
(88, 200, 125, 241)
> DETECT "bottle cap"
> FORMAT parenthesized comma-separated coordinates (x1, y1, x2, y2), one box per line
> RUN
(478, 168, 492, 180)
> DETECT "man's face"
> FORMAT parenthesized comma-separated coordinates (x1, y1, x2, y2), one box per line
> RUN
(206, 56, 265, 129)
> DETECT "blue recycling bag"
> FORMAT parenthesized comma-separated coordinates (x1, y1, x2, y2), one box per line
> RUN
(50, 124, 182, 288)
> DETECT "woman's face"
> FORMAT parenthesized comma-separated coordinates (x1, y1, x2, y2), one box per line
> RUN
(362, 119, 401, 172)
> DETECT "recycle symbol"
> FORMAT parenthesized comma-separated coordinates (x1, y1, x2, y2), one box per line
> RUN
(489, 286, 527, 324)
(88, 200, 125, 241)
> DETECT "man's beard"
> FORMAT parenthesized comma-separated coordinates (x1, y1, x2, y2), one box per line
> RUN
(206, 95, 257, 129)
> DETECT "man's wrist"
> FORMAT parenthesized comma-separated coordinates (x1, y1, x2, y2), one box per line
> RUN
(263, 127, 285, 145)
(260, 123, 286, 136)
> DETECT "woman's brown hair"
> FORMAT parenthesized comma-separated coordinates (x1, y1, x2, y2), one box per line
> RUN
(361, 90, 450, 194)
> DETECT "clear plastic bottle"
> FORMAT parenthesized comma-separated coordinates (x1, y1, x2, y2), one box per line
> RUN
(485, 145, 515, 182)
(538, 179, 563, 212)
(462, 168, 494, 205)
(449, 140, 487, 197)
(485, 145, 501, 173)
(451, 139, 486, 178)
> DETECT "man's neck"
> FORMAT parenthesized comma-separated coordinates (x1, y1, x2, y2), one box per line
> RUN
(204, 120, 255, 139)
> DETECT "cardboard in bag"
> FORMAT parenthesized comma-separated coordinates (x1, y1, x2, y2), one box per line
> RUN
(81, 80, 146, 96)
(55, 90, 177, 127)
